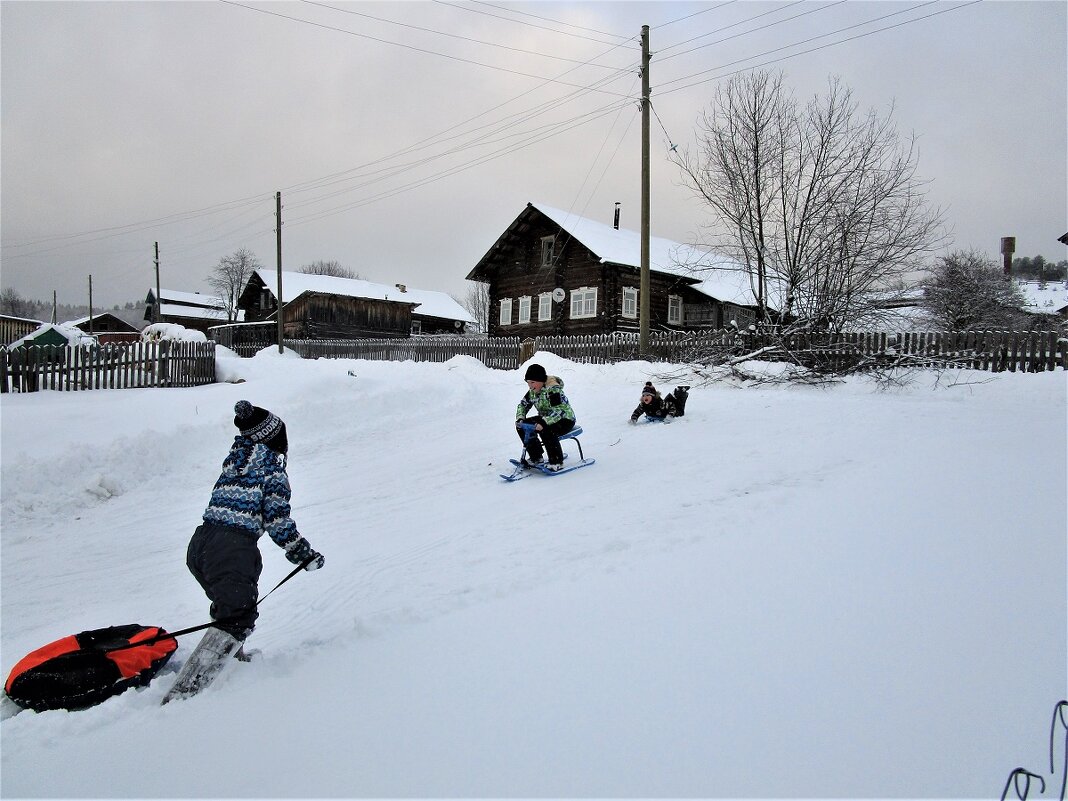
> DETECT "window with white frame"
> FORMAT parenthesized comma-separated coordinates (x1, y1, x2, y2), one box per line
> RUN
(540, 236, 555, 268)
(518, 295, 531, 324)
(411, 320, 422, 335)
(570, 287, 598, 319)
(668, 294, 683, 325)
(499, 298, 512, 326)
(622, 286, 638, 319)
(538, 293, 552, 322)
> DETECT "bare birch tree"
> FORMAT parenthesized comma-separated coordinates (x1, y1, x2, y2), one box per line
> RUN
(676, 70, 946, 334)
(207, 248, 262, 322)
(461, 281, 490, 334)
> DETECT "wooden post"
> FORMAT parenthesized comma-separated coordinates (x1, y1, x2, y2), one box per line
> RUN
(639, 25, 651, 356)
(276, 191, 284, 354)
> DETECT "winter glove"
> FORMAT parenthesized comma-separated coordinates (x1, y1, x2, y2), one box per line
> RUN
(629, 415, 639, 424)
(285, 536, 323, 571)
(664, 414, 674, 424)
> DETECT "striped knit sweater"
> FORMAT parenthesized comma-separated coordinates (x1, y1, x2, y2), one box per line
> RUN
(203, 436, 301, 553)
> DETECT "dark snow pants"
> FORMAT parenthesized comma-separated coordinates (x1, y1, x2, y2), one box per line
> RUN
(517, 416, 575, 465)
(187, 523, 262, 641)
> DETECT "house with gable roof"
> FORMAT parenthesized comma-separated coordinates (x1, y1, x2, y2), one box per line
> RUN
(145, 288, 239, 333)
(235, 270, 474, 339)
(465, 202, 761, 338)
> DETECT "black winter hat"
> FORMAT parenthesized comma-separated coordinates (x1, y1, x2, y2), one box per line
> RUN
(641, 381, 657, 397)
(234, 400, 288, 454)
(524, 363, 548, 382)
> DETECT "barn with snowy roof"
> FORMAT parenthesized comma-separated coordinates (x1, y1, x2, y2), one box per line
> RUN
(235, 270, 474, 340)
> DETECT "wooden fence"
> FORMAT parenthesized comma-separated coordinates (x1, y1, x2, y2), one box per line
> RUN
(526, 329, 1068, 372)
(281, 329, 1066, 373)
(0, 341, 216, 393)
(285, 336, 522, 370)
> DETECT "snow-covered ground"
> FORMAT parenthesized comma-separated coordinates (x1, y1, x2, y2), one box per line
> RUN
(1, 349, 1065, 798)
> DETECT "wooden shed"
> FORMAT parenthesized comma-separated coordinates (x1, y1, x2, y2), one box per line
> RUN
(66, 313, 142, 344)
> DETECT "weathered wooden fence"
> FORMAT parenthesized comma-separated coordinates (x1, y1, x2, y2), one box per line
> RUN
(0, 341, 216, 393)
(285, 336, 522, 370)
(278, 329, 1066, 373)
(526, 329, 1068, 372)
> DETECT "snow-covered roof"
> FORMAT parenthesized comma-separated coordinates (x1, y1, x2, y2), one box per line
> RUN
(1015, 280, 1068, 314)
(147, 288, 227, 309)
(158, 302, 239, 321)
(254, 271, 474, 323)
(8, 323, 96, 349)
(529, 203, 757, 307)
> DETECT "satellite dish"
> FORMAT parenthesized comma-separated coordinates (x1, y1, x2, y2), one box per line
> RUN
(551, 287, 566, 303)
(453, 320, 462, 329)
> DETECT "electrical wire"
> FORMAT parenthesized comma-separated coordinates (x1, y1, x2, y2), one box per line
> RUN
(219, 0, 635, 95)
(300, 0, 629, 70)
(431, 0, 633, 47)
(657, 1, 979, 95)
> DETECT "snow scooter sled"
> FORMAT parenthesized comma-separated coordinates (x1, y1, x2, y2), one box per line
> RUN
(501, 422, 595, 482)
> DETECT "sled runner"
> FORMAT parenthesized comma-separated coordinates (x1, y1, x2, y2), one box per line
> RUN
(501, 423, 595, 482)
(4, 624, 178, 713)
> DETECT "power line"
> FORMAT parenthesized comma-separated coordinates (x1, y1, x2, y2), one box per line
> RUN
(657, 1, 978, 95)
(657, 0, 809, 55)
(299, 0, 629, 70)
(652, 1, 738, 31)
(219, 0, 635, 95)
(658, 0, 850, 63)
(468, 0, 631, 41)
(431, 0, 633, 47)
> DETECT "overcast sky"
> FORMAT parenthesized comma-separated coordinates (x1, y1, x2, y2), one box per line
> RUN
(2, 0, 1065, 308)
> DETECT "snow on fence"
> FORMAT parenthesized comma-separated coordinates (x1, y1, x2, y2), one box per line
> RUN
(0, 341, 216, 393)
(528, 329, 1068, 372)
(281, 329, 1066, 373)
(284, 336, 522, 370)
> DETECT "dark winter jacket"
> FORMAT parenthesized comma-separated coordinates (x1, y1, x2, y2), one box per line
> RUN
(516, 375, 576, 427)
(202, 436, 304, 555)
(631, 392, 678, 421)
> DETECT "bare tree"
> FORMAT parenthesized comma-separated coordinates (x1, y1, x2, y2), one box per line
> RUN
(300, 260, 361, 280)
(921, 250, 1027, 330)
(0, 287, 34, 318)
(461, 281, 490, 334)
(676, 70, 946, 334)
(207, 249, 262, 321)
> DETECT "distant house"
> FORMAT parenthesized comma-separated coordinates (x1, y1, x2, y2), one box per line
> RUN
(465, 202, 759, 338)
(235, 270, 474, 339)
(145, 289, 238, 334)
(0, 314, 45, 347)
(66, 313, 141, 344)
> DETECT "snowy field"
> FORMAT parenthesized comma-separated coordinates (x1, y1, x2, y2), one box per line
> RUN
(1, 349, 1065, 799)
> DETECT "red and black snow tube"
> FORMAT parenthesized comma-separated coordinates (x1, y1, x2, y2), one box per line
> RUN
(4, 624, 178, 712)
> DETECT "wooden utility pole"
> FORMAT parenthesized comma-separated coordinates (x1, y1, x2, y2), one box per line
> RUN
(88, 275, 94, 335)
(154, 241, 161, 323)
(639, 25, 651, 355)
(276, 191, 284, 353)
(51, 291, 57, 324)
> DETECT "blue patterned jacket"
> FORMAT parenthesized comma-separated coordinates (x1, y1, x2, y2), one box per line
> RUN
(202, 436, 301, 552)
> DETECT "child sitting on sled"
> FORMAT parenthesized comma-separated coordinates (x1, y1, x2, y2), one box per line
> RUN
(515, 363, 576, 472)
(629, 381, 689, 424)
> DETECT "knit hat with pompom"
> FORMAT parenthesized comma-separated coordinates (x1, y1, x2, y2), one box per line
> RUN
(234, 400, 288, 454)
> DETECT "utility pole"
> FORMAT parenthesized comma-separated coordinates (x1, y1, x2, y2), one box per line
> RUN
(88, 275, 94, 335)
(154, 242, 161, 323)
(276, 191, 284, 354)
(639, 24, 651, 355)
(51, 291, 57, 324)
